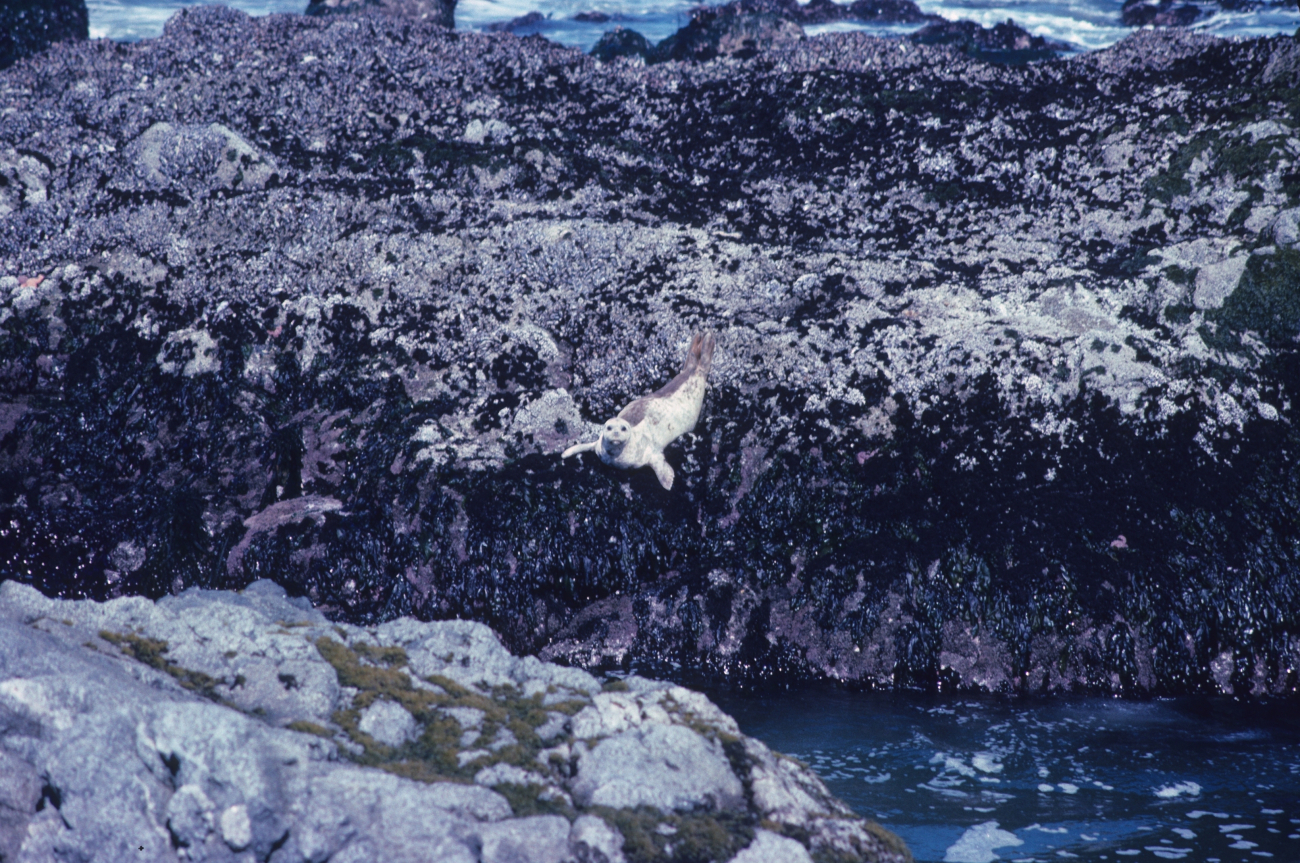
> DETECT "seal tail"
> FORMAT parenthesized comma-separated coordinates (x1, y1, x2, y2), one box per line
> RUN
(685, 332, 715, 378)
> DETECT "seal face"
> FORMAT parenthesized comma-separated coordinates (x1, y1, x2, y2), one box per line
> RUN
(563, 333, 716, 489)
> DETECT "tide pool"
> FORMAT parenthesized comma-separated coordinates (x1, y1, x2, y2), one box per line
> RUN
(711, 690, 1300, 863)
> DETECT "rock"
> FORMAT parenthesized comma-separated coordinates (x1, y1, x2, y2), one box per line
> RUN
(1192, 253, 1248, 309)
(0, 0, 86, 71)
(0, 582, 904, 862)
(0, 148, 49, 216)
(571, 814, 627, 863)
(731, 829, 816, 863)
(571, 723, 745, 812)
(651, 9, 805, 63)
(910, 18, 1072, 62)
(1120, 0, 1202, 27)
(123, 121, 280, 199)
(592, 27, 654, 63)
(483, 11, 547, 33)
(1273, 207, 1300, 245)
(464, 117, 515, 144)
(3, 8, 1300, 699)
(305, 0, 456, 29)
(357, 698, 419, 746)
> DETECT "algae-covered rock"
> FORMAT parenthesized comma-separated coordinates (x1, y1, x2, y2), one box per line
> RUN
(0, 0, 87, 71)
(2, 8, 1300, 698)
(0, 580, 907, 862)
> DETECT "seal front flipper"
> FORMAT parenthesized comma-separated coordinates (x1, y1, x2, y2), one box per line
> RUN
(562, 441, 598, 459)
(648, 452, 674, 490)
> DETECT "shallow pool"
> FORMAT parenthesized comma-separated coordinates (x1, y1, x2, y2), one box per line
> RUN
(709, 690, 1300, 863)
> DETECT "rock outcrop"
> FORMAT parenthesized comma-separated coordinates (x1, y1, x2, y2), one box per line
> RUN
(0, 0, 87, 71)
(2, 7, 1300, 697)
(0, 579, 908, 863)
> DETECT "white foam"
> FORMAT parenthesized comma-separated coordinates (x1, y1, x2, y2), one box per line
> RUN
(1025, 824, 1069, 834)
(1229, 840, 1259, 849)
(943, 821, 1024, 863)
(1220, 824, 1255, 833)
(973, 753, 1004, 774)
(1147, 848, 1191, 860)
(1038, 783, 1055, 793)
(1187, 811, 1230, 819)
(1171, 828, 1196, 840)
(1155, 781, 1202, 799)
(1058, 783, 1079, 794)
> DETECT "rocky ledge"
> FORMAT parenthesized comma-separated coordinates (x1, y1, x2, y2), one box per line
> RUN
(2, 8, 1300, 698)
(0, 580, 907, 863)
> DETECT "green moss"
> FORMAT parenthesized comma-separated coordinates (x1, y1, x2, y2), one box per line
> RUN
(494, 783, 576, 819)
(1207, 246, 1300, 349)
(602, 678, 631, 693)
(354, 642, 409, 667)
(594, 806, 755, 863)
(315, 637, 414, 697)
(312, 637, 589, 783)
(1164, 265, 1196, 287)
(98, 630, 233, 702)
(286, 720, 332, 737)
(863, 821, 914, 863)
(1144, 134, 1214, 203)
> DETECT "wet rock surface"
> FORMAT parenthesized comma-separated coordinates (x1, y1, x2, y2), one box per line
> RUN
(0, 580, 907, 863)
(2, 8, 1300, 698)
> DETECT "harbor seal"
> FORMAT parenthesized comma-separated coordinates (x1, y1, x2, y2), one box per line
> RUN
(562, 332, 716, 490)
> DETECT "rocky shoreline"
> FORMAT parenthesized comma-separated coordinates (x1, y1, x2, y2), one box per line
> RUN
(1, 579, 907, 862)
(2, 6, 1300, 699)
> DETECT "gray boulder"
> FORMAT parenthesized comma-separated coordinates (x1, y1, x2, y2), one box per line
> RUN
(0, 581, 908, 863)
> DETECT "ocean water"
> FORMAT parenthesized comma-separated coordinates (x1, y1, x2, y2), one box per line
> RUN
(88, 0, 1300, 53)
(711, 690, 1300, 863)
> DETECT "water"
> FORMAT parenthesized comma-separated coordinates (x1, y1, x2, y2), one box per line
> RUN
(87, 0, 1300, 53)
(711, 689, 1300, 863)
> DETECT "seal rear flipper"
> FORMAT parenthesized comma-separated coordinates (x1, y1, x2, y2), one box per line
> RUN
(562, 441, 598, 459)
(648, 452, 675, 490)
(695, 332, 716, 378)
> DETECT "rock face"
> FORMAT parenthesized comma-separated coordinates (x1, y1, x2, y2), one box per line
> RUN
(0, 579, 908, 863)
(0, 0, 87, 71)
(2, 8, 1300, 698)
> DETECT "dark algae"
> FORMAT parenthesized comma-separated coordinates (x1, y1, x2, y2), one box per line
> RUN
(2, 8, 1300, 698)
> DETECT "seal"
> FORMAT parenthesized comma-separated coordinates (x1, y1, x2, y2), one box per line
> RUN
(562, 332, 716, 489)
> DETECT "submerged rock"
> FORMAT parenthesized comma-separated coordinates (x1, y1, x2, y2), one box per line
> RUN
(0, 580, 908, 862)
(2, 8, 1300, 698)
